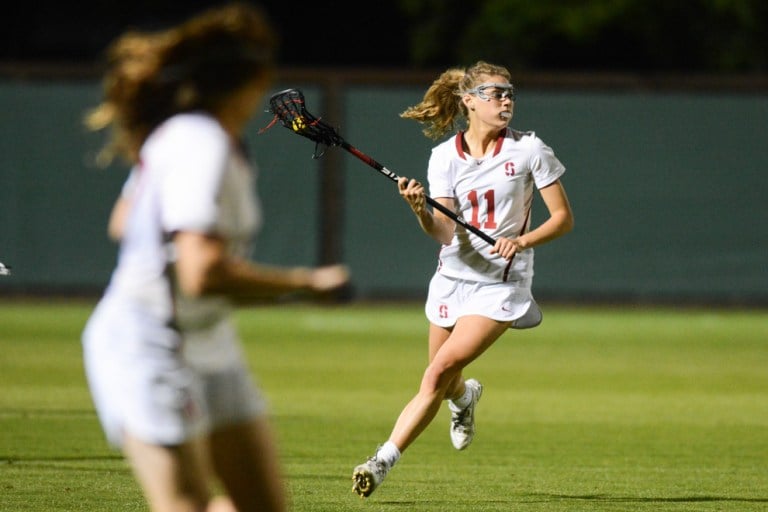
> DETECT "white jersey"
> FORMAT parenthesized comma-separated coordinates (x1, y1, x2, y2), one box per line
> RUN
(427, 129, 565, 283)
(82, 113, 265, 446)
(103, 112, 261, 363)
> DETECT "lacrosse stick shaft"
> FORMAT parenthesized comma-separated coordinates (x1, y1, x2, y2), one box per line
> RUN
(263, 88, 496, 246)
(341, 142, 497, 246)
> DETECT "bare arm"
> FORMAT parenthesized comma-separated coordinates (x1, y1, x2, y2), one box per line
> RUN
(107, 195, 131, 241)
(490, 179, 574, 260)
(397, 177, 455, 245)
(106, 194, 348, 301)
(173, 231, 350, 303)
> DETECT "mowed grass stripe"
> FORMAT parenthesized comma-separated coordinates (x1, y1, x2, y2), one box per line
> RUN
(0, 301, 766, 511)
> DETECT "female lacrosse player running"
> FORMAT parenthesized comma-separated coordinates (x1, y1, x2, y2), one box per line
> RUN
(81, 3, 349, 512)
(352, 61, 573, 498)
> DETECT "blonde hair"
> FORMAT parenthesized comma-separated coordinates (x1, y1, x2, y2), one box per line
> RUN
(400, 61, 512, 140)
(86, 2, 277, 165)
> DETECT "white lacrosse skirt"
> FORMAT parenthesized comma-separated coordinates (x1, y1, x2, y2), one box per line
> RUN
(82, 296, 267, 449)
(425, 272, 542, 330)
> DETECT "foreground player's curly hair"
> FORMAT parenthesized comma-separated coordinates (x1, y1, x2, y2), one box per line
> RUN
(86, 2, 277, 165)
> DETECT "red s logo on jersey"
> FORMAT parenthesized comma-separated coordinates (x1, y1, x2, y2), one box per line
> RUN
(504, 161, 515, 176)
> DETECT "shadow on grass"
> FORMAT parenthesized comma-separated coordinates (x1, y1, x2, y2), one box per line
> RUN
(0, 408, 96, 418)
(1, 455, 122, 463)
(353, 493, 768, 508)
(529, 493, 768, 504)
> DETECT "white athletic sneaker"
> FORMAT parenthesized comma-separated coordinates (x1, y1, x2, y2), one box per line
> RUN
(449, 378, 483, 450)
(352, 453, 390, 498)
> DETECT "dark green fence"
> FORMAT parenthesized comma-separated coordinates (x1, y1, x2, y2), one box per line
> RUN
(1, 73, 766, 303)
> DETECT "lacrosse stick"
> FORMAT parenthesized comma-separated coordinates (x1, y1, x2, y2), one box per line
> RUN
(261, 88, 497, 247)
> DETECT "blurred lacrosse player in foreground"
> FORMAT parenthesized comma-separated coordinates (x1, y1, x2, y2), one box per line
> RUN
(352, 61, 573, 498)
(81, 3, 349, 511)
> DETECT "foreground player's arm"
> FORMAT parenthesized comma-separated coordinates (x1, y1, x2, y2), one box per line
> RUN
(107, 196, 131, 241)
(398, 177, 455, 245)
(173, 231, 349, 302)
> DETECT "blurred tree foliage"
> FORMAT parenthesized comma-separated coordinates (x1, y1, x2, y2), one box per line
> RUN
(398, 0, 768, 72)
(3, 0, 766, 72)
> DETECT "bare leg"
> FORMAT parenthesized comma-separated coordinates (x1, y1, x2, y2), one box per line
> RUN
(123, 433, 211, 512)
(428, 324, 464, 402)
(206, 496, 238, 512)
(388, 316, 509, 452)
(209, 416, 288, 512)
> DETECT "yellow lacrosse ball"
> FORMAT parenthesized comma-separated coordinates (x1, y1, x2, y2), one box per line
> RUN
(292, 117, 306, 132)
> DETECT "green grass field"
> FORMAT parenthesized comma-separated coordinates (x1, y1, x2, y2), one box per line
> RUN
(0, 300, 766, 511)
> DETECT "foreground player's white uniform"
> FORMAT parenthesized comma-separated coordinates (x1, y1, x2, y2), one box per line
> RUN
(425, 128, 565, 328)
(82, 113, 266, 447)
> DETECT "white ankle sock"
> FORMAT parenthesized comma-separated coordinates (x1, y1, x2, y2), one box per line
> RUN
(450, 381, 473, 409)
(376, 441, 401, 468)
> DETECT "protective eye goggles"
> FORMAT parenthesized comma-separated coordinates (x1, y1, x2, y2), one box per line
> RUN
(466, 83, 516, 102)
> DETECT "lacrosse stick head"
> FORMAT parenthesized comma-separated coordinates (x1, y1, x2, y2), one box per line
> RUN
(266, 88, 344, 147)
